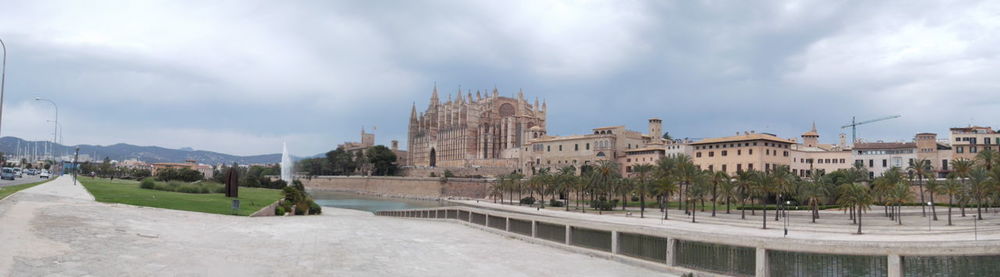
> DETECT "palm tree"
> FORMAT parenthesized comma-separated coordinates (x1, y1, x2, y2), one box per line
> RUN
(952, 159, 974, 216)
(925, 178, 941, 221)
(687, 171, 709, 223)
(675, 155, 699, 215)
(589, 160, 620, 214)
(874, 168, 905, 221)
(735, 170, 755, 219)
(976, 148, 998, 170)
(557, 166, 577, 211)
(718, 173, 737, 214)
(886, 182, 913, 225)
(751, 170, 772, 229)
(708, 171, 729, 217)
(908, 158, 933, 217)
(968, 167, 991, 220)
(940, 175, 961, 225)
(798, 178, 825, 223)
(655, 156, 680, 212)
(838, 182, 873, 234)
(655, 175, 679, 220)
(529, 170, 551, 208)
(770, 165, 794, 221)
(632, 164, 656, 218)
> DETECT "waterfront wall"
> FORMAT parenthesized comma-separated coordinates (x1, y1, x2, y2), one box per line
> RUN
(300, 176, 492, 200)
(378, 206, 1000, 277)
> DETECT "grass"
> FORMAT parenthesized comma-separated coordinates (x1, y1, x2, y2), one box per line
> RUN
(79, 177, 282, 216)
(0, 179, 56, 200)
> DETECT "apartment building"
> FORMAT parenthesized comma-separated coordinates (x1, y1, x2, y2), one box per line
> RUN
(690, 132, 795, 175)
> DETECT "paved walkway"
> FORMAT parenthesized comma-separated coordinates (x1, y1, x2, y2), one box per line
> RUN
(0, 176, 672, 276)
(455, 200, 1000, 243)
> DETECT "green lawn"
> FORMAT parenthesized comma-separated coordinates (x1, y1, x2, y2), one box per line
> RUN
(0, 179, 55, 200)
(79, 177, 282, 216)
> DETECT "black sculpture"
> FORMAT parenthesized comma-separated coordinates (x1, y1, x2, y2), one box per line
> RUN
(225, 166, 239, 198)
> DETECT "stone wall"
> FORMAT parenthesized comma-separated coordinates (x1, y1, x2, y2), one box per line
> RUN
(400, 166, 516, 178)
(300, 176, 493, 200)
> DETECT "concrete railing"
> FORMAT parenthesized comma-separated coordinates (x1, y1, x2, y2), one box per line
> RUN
(376, 206, 1000, 277)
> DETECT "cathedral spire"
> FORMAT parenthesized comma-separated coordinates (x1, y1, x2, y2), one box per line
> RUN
(431, 82, 440, 105)
(410, 102, 417, 121)
(811, 121, 817, 132)
(534, 96, 539, 109)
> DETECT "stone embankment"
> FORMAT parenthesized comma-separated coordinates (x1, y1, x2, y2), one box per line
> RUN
(299, 176, 492, 200)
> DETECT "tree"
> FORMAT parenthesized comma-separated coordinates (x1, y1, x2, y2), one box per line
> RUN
(529, 170, 552, 208)
(798, 178, 826, 223)
(874, 168, 905, 221)
(968, 167, 991, 220)
(976, 148, 998, 170)
(655, 174, 679, 220)
(940, 175, 961, 225)
(925, 178, 941, 221)
(751, 170, 772, 229)
(557, 166, 577, 211)
(838, 182, 873, 234)
(632, 164, 656, 218)
(735, 170, 755, 220)
(908, 158, 933, 217)
(655, 155, 680, 213)
(717, 173, 737, 214)
(709, 171, 730, 217)
(589, 160, 620, 214)
(770, 165, 794, 221)
(366, 145, 398, 176)
(675, 155, 699, 215)
(687, 171, 708, 223)
(325, 147, 357, 175)
(952, 159, 974, 216)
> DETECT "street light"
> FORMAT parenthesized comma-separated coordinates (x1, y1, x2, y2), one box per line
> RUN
(784, 200, 791, 237)
(34, 97, 58, 161)
(1, 37, 8, 163)
(927, 202, 932, 231)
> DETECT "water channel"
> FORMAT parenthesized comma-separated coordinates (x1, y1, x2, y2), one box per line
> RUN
(310, 190, 449, 213)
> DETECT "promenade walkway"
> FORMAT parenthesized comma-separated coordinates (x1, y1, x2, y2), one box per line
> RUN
(0, 176, 671, 276)
(455, 200, 1000, 243)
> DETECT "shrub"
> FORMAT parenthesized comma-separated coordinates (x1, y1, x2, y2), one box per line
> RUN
(590, 198, 618, 211)
(443, 170, 455, 178)
(429, 172, 437, 177)
(275, 205, 286, 215)
(139, 178, 155, 189)
(308, 201, 322, 215)
(519, 196, 536, 205)
(549, 199, 565, 207)
(177, 184, 202, 193)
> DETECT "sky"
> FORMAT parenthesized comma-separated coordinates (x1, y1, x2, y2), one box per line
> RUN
(0, 0, 998, 156)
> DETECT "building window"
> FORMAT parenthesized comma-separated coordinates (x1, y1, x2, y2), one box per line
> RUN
(766, 149, 770, 155)
(783, 151, 789, 157)
(882, 159, 887, 167)
(575, 144, 579, 151)
(737, 149, 742, 155)
(971, 146, 978, 153)
(586, 143, 590, 150)
(708, 165, 714, 171)
(709, 151, 715, 157)
(722, 150, 728, 156)
(957, 147, 964, 153)
(818, 159, 824, 164)
(840, 159, 845, 163)
(547, 145, 550, 152)
(869, 159, 874, 167)
(748, 163, 754, 170)
(721, 164, 727, 172)
(696, 152, 702, 158)
(749, 149, 753, 155)
(736, 164, 742, 172)
(559, 145, 563, 151)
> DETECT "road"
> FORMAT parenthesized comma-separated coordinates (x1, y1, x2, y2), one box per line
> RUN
(0, 175, 47, 188)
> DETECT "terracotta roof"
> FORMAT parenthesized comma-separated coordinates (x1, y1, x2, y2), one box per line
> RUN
(801, 130, 819, 137)
(691, 133, 795, 145)
(853, 142, 916, 150)
(625, 147, 664, 153)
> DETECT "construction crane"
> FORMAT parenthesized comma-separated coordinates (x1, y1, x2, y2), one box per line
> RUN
(841, 115, 901, 146)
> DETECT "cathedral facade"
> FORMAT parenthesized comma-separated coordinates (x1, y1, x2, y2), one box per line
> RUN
(407, 86, 546, 169)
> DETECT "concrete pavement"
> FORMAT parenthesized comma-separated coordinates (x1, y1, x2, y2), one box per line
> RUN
(0, 176, 673, 276)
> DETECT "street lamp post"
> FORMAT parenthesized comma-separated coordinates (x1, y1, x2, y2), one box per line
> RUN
(34, 97, 58, 161)
(1, 37, 8, 163)
(927, 202, 932, 231)
(784, 200, 791, 237)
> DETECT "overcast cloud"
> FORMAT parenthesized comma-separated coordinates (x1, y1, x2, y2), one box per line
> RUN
(0, 0, 998, 156)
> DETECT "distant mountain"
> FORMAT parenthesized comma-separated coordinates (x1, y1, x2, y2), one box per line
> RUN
(0, 137, 282, 165)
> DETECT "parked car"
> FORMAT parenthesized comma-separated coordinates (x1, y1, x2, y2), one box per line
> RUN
(14, 168, 23, 178)
(1, 168, 15, 180)
(39, 170, 50, 179)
